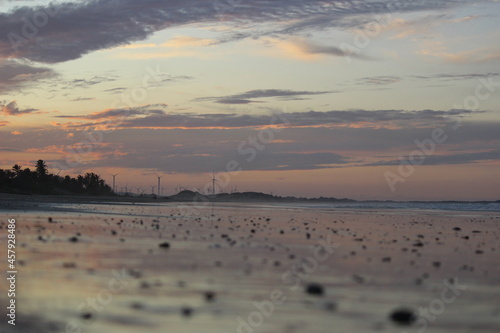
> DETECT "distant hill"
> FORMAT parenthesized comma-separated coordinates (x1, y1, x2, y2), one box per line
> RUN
(167, 190, 356, 203)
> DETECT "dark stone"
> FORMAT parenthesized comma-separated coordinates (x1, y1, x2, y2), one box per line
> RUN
(181, 307, 193, 317)
(305, 283, 324, 296)
(81, 312, 93, 320)
(204, 291, 216, 302)
(389, 308, 416, 325)
(324, 301, 337, 311)
(158, 242, 170, 249)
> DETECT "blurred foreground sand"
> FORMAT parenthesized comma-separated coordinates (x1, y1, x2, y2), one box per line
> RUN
(1, 201, 499, 333)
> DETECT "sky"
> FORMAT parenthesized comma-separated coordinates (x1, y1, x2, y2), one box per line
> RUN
(0, 0, 499, 201)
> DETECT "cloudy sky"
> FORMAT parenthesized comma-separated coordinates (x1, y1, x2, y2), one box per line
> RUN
(1, 0, 499, 200)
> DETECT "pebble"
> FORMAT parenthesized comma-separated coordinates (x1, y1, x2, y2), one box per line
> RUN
(389, 308, 416, 325)
(305, 283, 324, 296)
(158, 242, 170, 249)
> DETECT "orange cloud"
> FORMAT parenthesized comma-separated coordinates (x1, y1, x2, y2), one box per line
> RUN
(115, 43, 157, 49)
(112, 35, 217, 59)
(260, 37, 323, 61)
(419, 41, 500, 63)
(162, 36, 216, 48)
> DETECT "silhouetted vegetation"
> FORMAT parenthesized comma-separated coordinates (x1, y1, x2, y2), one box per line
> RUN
(0, 160, 113, 196)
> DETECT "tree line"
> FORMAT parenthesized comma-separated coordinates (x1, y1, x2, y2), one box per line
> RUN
(0, 160, 113, 195)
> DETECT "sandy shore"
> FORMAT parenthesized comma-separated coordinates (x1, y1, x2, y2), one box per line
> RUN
(1, 201, 499, 333)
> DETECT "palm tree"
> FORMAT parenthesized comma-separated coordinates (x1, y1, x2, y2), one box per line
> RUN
(36, 159, 48, 178)
(12, 164, 22, 176)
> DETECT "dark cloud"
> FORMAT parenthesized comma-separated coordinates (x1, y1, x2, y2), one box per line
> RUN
(104, 87, 127, 94)
(70, 97, 95, 102)
(0, 0, 483, 64)
(1, 100, 38, 116)
(215, 99, 260, 105)
(86, 146, 353, 173)
(4, 117, 500, 173)
(56, 105, 166, 120)
(194, 89, 334, 104)
(366, 150, 500, 166)
(297, 39, 375, 60)
(355, 76, 402, 85)
(354, 73, 500, 86)
(65, 76, 117, 89)
(0, 60, 56, 93)
(55, 108, 480, 130)
(410, 73, 500, 81)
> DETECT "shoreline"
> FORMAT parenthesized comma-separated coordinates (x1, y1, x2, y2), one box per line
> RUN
(1, 193, 500, 217)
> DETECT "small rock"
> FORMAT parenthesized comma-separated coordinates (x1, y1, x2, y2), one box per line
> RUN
(81, 312, 93, 320)
(324, 301, 337, 311)
(389, 308, 416, 325)
(204, 291, 216, 302)
(305, 283, 324, 296)
(181, 307, 193, 317)
(158, 242, 170, 249)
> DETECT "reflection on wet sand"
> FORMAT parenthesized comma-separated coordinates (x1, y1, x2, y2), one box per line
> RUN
(1, 202, 500, 333)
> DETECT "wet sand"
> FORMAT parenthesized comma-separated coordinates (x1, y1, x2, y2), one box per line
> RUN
(1, 201, 499, 333)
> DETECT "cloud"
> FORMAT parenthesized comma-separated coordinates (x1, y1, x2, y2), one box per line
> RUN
(0, 0, 484, 64)
(0, 121, 9, 127)
(1, 100, 38, 116)
(296, 38, 374, 60)
(260, 37, 374, 61)
(410, 73, 500, 81)
(54, 108, 480, 130)
(104, 87, 127, 94)
(71, 97, 95, 102)
(355, 76, 402, 85)
(366, 150, 500, 166)
(419, 40, 500, 63)
(354, 73, 499, 86)
(5, 116, 500, 174)
(162, 36, 216, 48)
(194, 89, 334, 104)
(84, 146, 354, 173)
(0, 60, 57, 94)
(56, 104, 167, 120)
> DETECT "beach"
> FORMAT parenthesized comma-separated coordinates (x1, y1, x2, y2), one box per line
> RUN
(1, 197, 499, 333)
